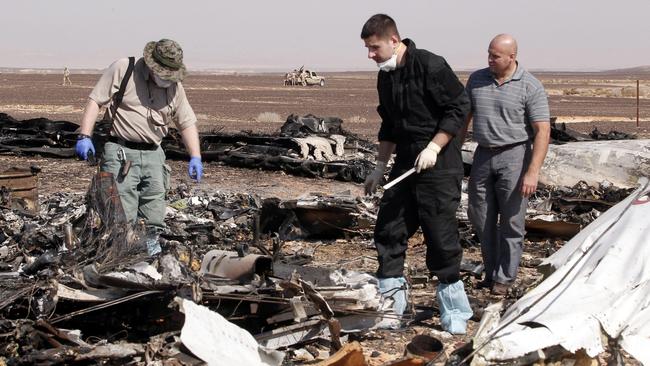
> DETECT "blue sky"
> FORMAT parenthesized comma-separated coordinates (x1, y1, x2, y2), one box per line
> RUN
(4, 0, 649, 71)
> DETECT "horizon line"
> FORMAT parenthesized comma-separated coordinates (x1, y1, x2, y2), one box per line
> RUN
(1, 65, 649, 74)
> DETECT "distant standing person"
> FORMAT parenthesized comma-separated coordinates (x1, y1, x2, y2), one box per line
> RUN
(361, 14, 472, 334)
(62, 67, 72, 86)
(75, 39, 203, 254)
(465, 34, 550, 296)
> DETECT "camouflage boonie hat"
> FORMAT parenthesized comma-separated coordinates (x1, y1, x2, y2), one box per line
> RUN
(143, 39, 187, 82)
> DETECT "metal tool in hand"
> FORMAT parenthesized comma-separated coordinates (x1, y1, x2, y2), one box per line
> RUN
(116, 147, 132, 179)
(382, 167, 416, 190)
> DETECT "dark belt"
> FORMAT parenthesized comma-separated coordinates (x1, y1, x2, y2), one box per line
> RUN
(108, 136, 159, 151)
(478, 141, 527, 152)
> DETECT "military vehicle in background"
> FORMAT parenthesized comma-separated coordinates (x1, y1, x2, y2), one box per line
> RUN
(284, 66, 325, 87)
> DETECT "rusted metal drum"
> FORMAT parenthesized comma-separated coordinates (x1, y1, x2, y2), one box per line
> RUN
(0, 167, 40, 214)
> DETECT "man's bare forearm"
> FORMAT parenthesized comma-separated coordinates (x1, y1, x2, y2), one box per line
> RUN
(79, 99, 100, 135)
(460, 112, 473, 142)
(180, 124, 202, 158)
(527, 121, 550, 174)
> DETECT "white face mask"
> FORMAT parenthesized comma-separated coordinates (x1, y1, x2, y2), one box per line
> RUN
(377, 54, 398, 72)
(153, 74, 174, 88)
(376, 43, 402, 72)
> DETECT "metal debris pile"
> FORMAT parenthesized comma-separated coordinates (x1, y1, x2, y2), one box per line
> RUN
(524, 180, 635, 239)
(0, 163, 639, 364)
(0, 113, 78, 158)
(533, 180, 635, 223)
(0, 108, 644, 363)
(0, 113, 376, 183)
(0, 169, 399, 364)
(549, 117, 636, 142)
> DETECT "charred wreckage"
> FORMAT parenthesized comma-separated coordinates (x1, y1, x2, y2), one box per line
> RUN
(0, 112, 648, 365)
(0, 113, 375, 184)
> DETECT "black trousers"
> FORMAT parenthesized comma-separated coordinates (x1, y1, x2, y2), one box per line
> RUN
(374, 172, 462, 284)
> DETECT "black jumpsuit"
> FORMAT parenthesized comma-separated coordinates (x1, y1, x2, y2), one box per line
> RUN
(374, 39, 470, 284)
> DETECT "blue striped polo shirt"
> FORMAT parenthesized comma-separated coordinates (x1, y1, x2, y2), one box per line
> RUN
(466, 65, 550, 147)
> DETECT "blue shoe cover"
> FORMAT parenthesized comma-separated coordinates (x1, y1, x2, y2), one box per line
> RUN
(436, 280, 472, 334)
(378, 277, 408, 315)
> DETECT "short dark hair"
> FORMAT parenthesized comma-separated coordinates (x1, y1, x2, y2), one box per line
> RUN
(360, 14, 400, 40)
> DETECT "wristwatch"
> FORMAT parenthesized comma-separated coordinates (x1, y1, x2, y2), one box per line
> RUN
(77, 133, 92, 140)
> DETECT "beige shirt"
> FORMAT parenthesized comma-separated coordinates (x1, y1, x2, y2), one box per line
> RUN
(89, 57, 196, 144)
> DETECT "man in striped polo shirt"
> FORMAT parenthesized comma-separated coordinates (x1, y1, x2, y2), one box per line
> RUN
(465, 34, 550, 296)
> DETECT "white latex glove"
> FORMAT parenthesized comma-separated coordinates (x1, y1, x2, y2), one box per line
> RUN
(414, 141, 442, 173)
(364, 161, 387, 195)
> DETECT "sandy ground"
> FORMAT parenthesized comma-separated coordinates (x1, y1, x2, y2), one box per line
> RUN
(1, 72, 649, 140)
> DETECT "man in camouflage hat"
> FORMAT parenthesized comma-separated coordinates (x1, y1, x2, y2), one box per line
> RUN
(75, 39, 203, 254)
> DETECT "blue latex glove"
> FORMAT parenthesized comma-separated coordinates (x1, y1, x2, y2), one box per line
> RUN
(75, 138, 95, 160)
(437, 280, 473, 334)
(188, 156, 203, 182)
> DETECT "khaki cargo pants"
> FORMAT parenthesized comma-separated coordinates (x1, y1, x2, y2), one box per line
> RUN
(101, 141, 171, 229)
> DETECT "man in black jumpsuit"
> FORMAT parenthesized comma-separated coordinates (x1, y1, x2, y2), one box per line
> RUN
(361, 14, 472, 334)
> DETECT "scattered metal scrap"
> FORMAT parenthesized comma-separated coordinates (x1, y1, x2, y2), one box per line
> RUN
(0, 113, 78, 158)
(164, 185, 378, 245)
(589, 126, 636, 140)
(455, 176, 634, 243)
(278, 191, 377, 239)
(549, 117, 636, 142)
(0, 112, 377, 183)
(0, 181, 638, 364)
(525, 180, 635, 239)
(0, 172, 393, 364)
(0, 139, 642, 364)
